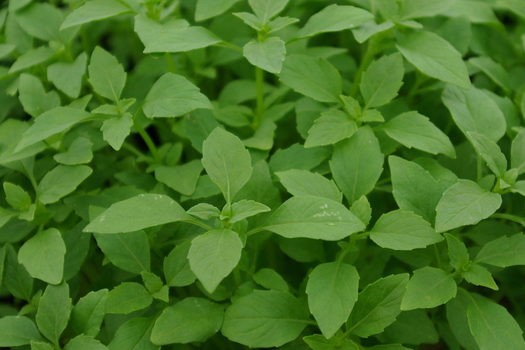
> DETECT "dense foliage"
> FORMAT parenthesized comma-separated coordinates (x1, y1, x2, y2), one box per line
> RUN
(1, 0, 525, 349)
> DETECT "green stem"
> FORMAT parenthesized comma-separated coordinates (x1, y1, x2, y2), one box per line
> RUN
(133, 110, 161, 164)
(254, 66, 265, 128)
(433, 244, 442, 269)
(215, 41, 243, 53)
(490, 213, 525, 227)
(477, 154, 483, 183)
(349, 41, 377, 98)
(165, 53, 176, 74)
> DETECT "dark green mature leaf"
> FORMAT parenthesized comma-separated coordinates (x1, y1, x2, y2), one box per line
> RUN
(19, 74, 60, 118)
(347, 274, 409, 338)
(4, 244, 33, 302)
(435, 180, 502, 233)
(222, 290, 311, 348)
(47, 53, 87, 98)
(94, 231, 150, 274)
(38, 165, 92, 204)
(71, 289, 108, 337)
(306, 261, 359, 338)
(468, 132, 507, 177)
(54, 137, 93, 165)
(253, 268, 289, 291)
(151, 298, 224, 345)
(105, 283, 153, 314)
(269, 143, 331, 173)
(36, 282, 72, 345)
(0, 317, 42, 347)
(445, 233, 469, 270)
(396, 31, 470, 89)
(475, 233, 525, 267)
(108, 317, 158, 350)
(401, 267, 457, 310)
(360, 53, 404, 109)
(84, 194, 192, 234)
(463, 265, 498, 290)
(469, 56, 510, 92)
(88, 47, 126, 103)
(155, 160, 203, 196)
(61, 0, 133, 29)
(259, 196, 365, 240)
(331, 126, 384, 204)
(276, 169, 342, 202)
(164, 241, 197, 287)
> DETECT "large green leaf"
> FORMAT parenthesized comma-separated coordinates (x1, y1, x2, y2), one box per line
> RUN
(0, 317, 42, 347)
(38, 165, 92, 204)
(94, 230, 150, 274)
(276, 169, 342, 202)
(88, 47, 126, 103)
(243, 37, 286, 73)
(70, 289, 108, 337)
(36, 282, 72, 345)
(475, 233, 525, 267)
(360, 53, 404, 109)
(305, 110, 358, 148)
(401, 267, 457, 310)
(61, 0, 133, 29)
(105, 283, 153, 314)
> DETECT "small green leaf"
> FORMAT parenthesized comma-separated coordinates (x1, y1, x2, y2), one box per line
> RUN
(101, 113, 133, 151)
(475, 233, 525, 267)
(229, 200, 270, 223)
(463, 265, 498, 290)
(164, 241, 197, 287)
(253, 268, 289, 291)
(61, 0, 133, 29)
(349, 195, 372, 226)
(4, 244, 33, 302)
(144, 27, 221, 54)
(38, 165, 92, 204)
(107, 317, 158, 350)
(468, 131, 507, 177)
(401, 267, 457, 310)
(243, 119, 277, 150)
(188, 229, 243, 293)
(151, 298, 224, 345)
(9, 47, 55, 74)
(243, 37, 286, 73)
(305, 110, 358, 148)
(70, 289, 108, 337)
(307, 261, 359, 338)
(360, 53, 404, 109)
(352, 20, 394, 43)
(155, 160, 203, 196)
(0, 316, 42, 347)
(4, 182, 31, 211)
(94, 230, 150, 274)
(444, 233, 469, 270)
(187, 203, 221, 221)
(435, 180, 502, 233)
(248, 0, 288, 23)
(469, 56, 510, 92)
(105, 283, 153, 314)
(276, 169, 343, 202)
(54, 137, 93, 165)
(19, 74, 60, 118)
(47, 53, 87, 98)
(196, 0, 240, 21)
(36, 282, 72, 345)
(88, 47, 126, 103)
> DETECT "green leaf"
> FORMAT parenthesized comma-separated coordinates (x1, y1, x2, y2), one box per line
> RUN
(196, 0, 239, 21)
(383, 112, 456, 158)
(253, 268, 289, 291)
(475, 233, 525, 267)
(382, 309, 439, 345)
(64, 335, 108, 350)
(511, 129, 525, 174)
(279, 54, 342, 103)
(243, 119, 277, 150)
(108, 317, 158, 350)
(19, 74, 60, 118)
(401, 267, 457, 310)
(222, 290, 311, 348)
(164, 241, 196, 287)
(188, 203, 221, 220)
(9, 46, 55, 74)
(155, 160, 203, 196)
(370, 210, 443, 251)
(259, 196, 365, 240)
(360, 53, 404, 109)
(9, 0, 32, 12)
(105, 283, 153, 314)
(268, 16, 299, 33)
(463, 265, 498, 290)
(38, 165, 92, 204)
(469, 56, 511, 92)
(352, 20, 394, 43)
(389, 156, 445, 223)
(243, 37, 286, 73)
(188, 229, 243, 293)
(4, 182, 31, 211)
(276, 169, 343, 202)
(100, 113, 133, 151)
(234, 12, 263, 31)
(202, 127, 252, 203)
(269, 143, 331, 173)
(435, 180, 502, 233)
(331, 126, 384, 204)
(305, 110, 358, 148)
(228, 200, 270, 223)
(133, 15, 189, 47)
(94, 230, 150, 274)
(304, 334, 359, 350)
(501, 0, 525, 18)
(15, 107, 92, 152)
(142, 73, 212, 118)
(0, 316, 42, 347)
(4, 244, 33, 302)
(445, 233, 469, 270)
(31, 341, 54, 350)
(54, 137, 93, 165)
(61, 0, 133, 29)
(400, 0, 455, 20)
(306, 261, 359, 338)
(144, 26, 221, 54)
(347, 274, 409, 338)
(88, 47, 126, 103)
(70, 289, 108, 337)
(47, 53, 87, 98)
(151, 298, 224, 345)
(18, 228, 66, 284)
(396, 31, 470, 89)
(36, 282, 72, 345)
(297, 4, 373, 39)
(467, 131, 507, 177)
(446, 293, 479, 350)
(141, 271, 163, 294)
(442, 84, 506, 143)
(466, 292, 525, 350)
(248, 0, 288, 23)
(185, 111, 220, 153)
(84, 194, 192, 234)
(350, 196, 372, 226)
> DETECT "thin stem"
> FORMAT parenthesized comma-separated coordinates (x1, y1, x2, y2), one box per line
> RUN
(165, 53, 176, 74)
(214, 41, 243, 53)
(184, 219, 213, 231)
(476, 154, 483, 183)
(490, 213, 525, 227)
(133, 111, 161, 164)
(349, 40, 377, 98)
(254, 66, 265, 128)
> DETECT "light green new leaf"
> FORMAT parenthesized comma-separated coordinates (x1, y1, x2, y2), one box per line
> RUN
(105, 283, 153, 314)
(99, 113, 132, 151)
(88, 47, 126, 103)
(475, 233, 525, 267)
(155, 160, 203, 196)
(307, 261, 359, 338)
(383, 112, 456, 158)
(400, 0, 455, 20)
(360, 53, 404, 109)
(511, 130, 525, 174)
(18, 228, 66, 284)
(4, 182, 31, 211)
(396, 31, 470, 89)
(8, 47, 55, 74)
(84, 194, 192, 234)
(463, 265, 498, 290)
(435, 180, 502, 233)
(15, 107, 92, 152)
(70, 289, 108, 337)
(370, 211, 443, 250)
(151, 298, 224, 345)
(144, 26, 221, 53)
(36, 282, 72, 345)
(188, 229, 243, 293)
(94, 230, 150, 274)
(279, 54, 342, 103)
(229, 200, 270, 223)
(276, 169, 342, 202)
(61, 0, 133, 29)
(401, 267, 457, 310)
(469, 56, 510, 92)
(64, 335, 108, 350)
(47, 53, 87, 98)
(467, 292, 525, 350)
(142, 73, 212, 118)
(0, 317, 42, 347)
(249, 0, 288, 23)
(331, 126, 384, 204)
(202, 128, 252, 203)
(467, 131, 507, 177)
(38, 165, 92, 204)
(243, 37, 286, 73)
(222, 290, 311, 348)
(107, 317, 158, 350)
(54, 137, 93, 165)
(259, 196, 365, 240)
(253, 268, 289, 291)
(297, 4, 373, 39)
(442, 84, 506, 142)
(196, 0, 239, 21)
(445, 233, 469, 270)
(19, 74, 60, 118)
(347, 274, 409, 338)
(305, 110, 358, 148)
(164, 241, 196, 287)
(188, 203, 221, 220)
